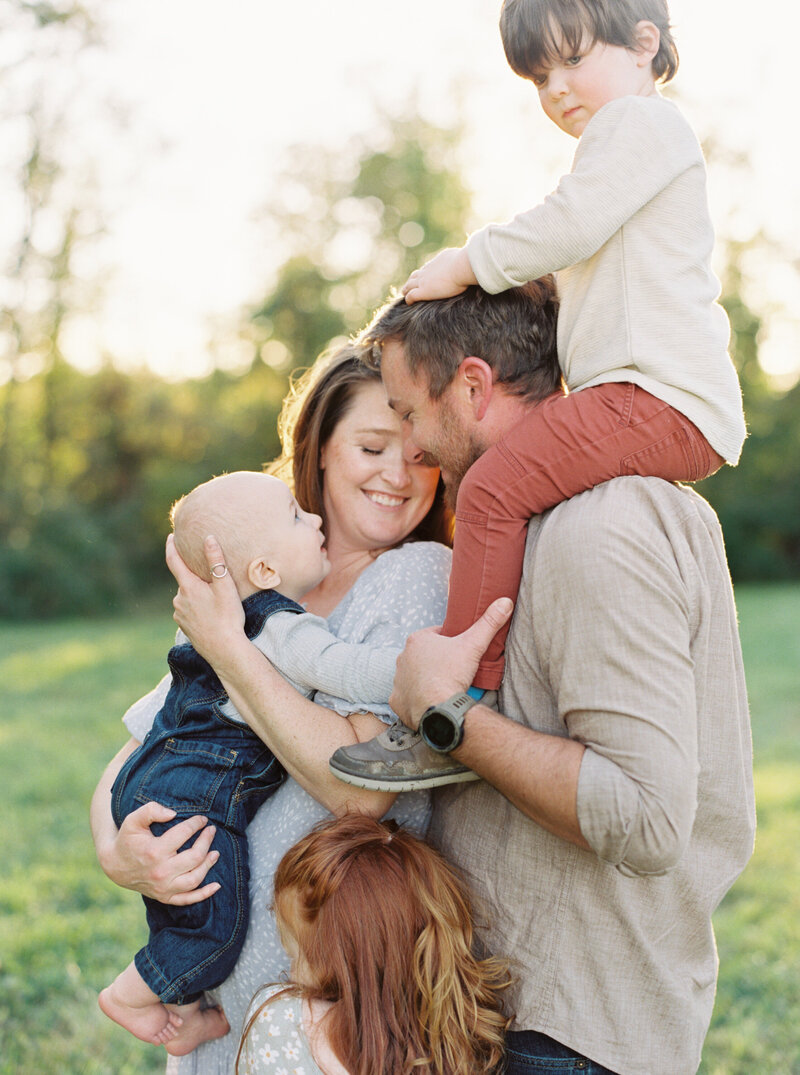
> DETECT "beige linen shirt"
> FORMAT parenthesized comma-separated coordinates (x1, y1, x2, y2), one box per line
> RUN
(429, 478, 755, 1075)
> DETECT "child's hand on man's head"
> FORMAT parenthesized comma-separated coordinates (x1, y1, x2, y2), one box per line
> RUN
(402, 247, 477, 304)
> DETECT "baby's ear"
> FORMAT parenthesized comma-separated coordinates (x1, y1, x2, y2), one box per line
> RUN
(248, 557, 281, 592)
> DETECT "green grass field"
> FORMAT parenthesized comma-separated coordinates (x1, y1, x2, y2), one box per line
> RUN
(1, 585, 798, 1074)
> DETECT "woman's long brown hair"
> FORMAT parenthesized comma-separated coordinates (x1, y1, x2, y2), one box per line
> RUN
(237, 815, 511, 1074)
(267, 342, 452, 546)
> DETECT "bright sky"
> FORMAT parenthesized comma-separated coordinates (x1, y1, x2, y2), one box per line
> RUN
(31, 0, 800, 383)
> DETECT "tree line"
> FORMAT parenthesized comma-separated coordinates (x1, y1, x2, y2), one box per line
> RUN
(1, 2, 797, 617)
(1, 155, 797, 620)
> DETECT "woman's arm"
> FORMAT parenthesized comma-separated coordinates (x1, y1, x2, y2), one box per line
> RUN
(90, 737, 222, 904)
(166, 534, 397, 819)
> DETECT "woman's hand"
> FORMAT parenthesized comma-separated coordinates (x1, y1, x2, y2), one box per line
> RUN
(166, 533, 245, 670)
(91, 739, 221, 905)
(103, 804, 222, 905)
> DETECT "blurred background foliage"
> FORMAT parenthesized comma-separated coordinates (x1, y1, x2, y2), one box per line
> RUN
(0, 0, 798, 620)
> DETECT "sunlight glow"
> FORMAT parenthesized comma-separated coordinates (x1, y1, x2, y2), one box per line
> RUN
(6, 0, 800, 384)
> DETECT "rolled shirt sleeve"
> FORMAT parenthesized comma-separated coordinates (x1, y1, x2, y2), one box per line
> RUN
(532, 481, 702, 875)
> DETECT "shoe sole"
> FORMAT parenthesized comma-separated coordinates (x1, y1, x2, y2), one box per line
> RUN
(329, 762, 481, 793)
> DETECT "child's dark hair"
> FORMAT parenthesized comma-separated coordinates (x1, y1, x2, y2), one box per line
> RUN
(500, 0, 679, 84)
(237, 814, 512, 1075)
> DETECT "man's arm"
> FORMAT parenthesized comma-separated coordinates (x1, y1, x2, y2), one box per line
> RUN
(393, 488, 704, 877)
(388, 600, 590, 849)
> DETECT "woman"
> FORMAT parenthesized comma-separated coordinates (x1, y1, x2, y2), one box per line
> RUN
(90, 343, 453, 1073)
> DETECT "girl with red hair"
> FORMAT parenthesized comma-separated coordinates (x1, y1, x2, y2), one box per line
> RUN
(236, 814, 510, 1074)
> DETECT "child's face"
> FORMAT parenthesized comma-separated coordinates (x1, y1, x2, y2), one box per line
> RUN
(256, 476, 330, 601)
(529, 33, 657, 138)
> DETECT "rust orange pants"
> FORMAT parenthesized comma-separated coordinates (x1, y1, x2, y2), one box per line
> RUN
(442, 382, 725, 689)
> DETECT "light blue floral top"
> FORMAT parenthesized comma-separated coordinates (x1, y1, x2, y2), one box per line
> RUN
(122, 541, 452, 1075)
(238, 986, 323, 1074)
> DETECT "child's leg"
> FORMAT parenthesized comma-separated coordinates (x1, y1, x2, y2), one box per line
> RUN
(101, 825, 247, 1049)
(442, 383, 723, 689)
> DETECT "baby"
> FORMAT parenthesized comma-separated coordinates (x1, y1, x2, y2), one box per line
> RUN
(98, 471, 402, 1055)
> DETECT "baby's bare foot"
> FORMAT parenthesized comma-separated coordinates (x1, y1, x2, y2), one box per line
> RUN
(98, 986, 176, 1046)
(164, 1005, 230, 1056)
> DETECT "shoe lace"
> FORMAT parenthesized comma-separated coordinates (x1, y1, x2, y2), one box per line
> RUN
(387, 721, 417, 744)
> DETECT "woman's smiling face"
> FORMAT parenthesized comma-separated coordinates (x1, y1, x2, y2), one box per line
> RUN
(319, 380, 440, 553)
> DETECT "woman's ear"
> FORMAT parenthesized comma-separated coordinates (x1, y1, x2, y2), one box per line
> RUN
(458, 356, 494, 421)
(248, 557, 281, 592)
(633, 20, 660, 65)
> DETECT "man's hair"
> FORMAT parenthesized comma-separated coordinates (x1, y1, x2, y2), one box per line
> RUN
(500, 0, 679, 84)
(360, 279, 562, 403)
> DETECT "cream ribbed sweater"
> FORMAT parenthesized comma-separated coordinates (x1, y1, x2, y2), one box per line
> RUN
(467, 95, 746, 463)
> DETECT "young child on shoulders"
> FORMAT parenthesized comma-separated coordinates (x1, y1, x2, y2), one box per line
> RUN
(399, 0, 746, 700)
(98, 471, 408, 1055)
(236, 814, 511, 1075)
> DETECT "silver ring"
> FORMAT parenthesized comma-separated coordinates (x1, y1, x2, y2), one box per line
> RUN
(210, 563, 228, 579)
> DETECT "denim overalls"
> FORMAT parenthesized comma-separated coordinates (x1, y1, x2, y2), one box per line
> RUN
(111, 589, 304, 1004)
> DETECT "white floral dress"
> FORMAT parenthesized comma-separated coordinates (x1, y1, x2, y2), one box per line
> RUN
(238, 986, 323, 1074)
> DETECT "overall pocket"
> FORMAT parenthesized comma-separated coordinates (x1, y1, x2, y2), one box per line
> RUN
(133, 737, 239, 817)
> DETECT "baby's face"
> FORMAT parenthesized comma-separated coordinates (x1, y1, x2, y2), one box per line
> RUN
(255, 476, 330, 600)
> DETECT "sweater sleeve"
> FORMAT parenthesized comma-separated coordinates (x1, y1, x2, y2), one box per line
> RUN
(254, 610, 400, 706)
(466, 96, 703, 293)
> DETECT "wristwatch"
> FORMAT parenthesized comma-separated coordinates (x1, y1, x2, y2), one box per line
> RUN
(418, 692, 478, 754)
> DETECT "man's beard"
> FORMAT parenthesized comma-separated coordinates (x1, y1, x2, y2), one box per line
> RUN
(424, 400, 484, 511)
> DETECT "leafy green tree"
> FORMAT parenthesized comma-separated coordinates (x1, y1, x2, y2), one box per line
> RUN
(0, 361, 288, 618)
(244, 114, 472, 371)
(697, 239, 800, 579)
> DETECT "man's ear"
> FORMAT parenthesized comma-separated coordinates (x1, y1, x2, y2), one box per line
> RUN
(457, 357, 494, 421)
(633, 20, 660, 65)
(248, 557, 281, 592)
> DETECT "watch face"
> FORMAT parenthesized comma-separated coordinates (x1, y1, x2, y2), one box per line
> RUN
(424, 710, 458, 751)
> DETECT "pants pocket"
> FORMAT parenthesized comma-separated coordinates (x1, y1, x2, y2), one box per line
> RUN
(133, 737, 238, 815)
(621, 426, 700, 482)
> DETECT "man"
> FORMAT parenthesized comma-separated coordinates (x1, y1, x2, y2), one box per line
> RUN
(330, 282, 755, 1074)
